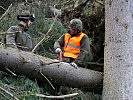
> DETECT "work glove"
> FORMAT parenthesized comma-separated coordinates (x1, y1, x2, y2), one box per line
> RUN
(70, 62, 78, 69)
(55, 48, 62, 53)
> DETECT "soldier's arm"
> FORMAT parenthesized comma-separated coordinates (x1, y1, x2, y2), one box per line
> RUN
(25, 34, 33, 51)
(74, 35, 92, 66)
(54, 34, 65, 50)
(6, 26, 19, 49)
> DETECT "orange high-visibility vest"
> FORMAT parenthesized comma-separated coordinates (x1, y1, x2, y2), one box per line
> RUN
(63, 33, 85, 59)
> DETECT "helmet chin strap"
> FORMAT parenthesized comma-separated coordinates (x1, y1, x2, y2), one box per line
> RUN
(23, 22, 29, 31)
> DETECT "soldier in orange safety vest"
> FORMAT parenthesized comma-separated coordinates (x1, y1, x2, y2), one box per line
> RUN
(54, 19, 93, 68)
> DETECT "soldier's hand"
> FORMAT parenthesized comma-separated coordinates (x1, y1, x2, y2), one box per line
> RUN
(55, 48, 62, 53)
(70, 62, 78, 69)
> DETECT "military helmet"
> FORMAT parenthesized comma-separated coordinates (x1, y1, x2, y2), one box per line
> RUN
(17, 10, 35, 22)
(69, 19, 83, 31)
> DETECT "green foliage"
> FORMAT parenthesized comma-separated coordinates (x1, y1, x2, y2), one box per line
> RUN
(33, 18, 65, 58)
(58, 87, 102, 100)
(0, 74, 102, 100)
(0, 0, 23, 15)
(0, 75, 44, 100)
(0, 0, 104, 100)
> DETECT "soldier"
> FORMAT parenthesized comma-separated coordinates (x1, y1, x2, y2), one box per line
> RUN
(6, 10, 35, 51)
(54, 19, 93, 68)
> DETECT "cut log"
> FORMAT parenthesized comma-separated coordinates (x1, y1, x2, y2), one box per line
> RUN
(0, 46, 103, 93)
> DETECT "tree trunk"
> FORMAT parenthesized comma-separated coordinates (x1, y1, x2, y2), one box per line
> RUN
(0, 46, 103, 93)
(103, 0, 133, 99)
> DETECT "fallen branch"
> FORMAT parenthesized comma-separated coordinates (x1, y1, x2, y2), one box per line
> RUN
(87, 62, 103, 66)
(0, 92, 9, 99)
(40, 71, 55, 90)
(35, 93, 79, 99)
(31, 16, 57, 53)
(0, 86, 19, 100)
(0, 4, 12, 21)
(5, 67, 17, 76)
(0, 31, 21, 35)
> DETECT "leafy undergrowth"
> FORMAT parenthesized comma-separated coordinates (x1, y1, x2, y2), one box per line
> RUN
(0, 72, 102, 100)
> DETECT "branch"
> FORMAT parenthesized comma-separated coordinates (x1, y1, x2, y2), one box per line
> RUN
(60, 0, 90, 18)
(0, 6, 6, 10)
(0, 31, 21, 35)
(5, 67, 17, 76)
(0, 92, 9, 99)
(40, 71, 55, 90)
(35, 93, 79, 99)
(25, 0, 28, 3)
(76, 0, 90, 8)
(0, 86, 19, 100)
(31, 17, 57, 53)
(95, 0, 104, 6)
(87, 62, 103, 66)
(0, 4, 12, 21)
(64, 0, 72, 4)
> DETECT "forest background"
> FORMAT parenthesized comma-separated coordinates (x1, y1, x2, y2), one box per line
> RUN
(0, 0, 104, 99)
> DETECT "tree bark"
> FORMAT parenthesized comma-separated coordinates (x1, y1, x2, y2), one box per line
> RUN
(0, 46, 103, 93)
(103, 0, 133, 99)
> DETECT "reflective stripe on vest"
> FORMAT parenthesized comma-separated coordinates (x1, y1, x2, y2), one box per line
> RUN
(63, 33, 85, 59)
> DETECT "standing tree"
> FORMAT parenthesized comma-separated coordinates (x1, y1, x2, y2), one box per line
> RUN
(103, 0, 133, 99)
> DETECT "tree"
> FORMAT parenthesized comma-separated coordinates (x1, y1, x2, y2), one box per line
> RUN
(103, 0, 133, 99)
(0, 46, 103, 94)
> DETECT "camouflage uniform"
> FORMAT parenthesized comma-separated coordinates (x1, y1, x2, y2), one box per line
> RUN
(6, 24, 33, 51)
(6, 10, 35, 51)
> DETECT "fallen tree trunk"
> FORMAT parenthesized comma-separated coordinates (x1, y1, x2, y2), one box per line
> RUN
(0, 46, 103, 93)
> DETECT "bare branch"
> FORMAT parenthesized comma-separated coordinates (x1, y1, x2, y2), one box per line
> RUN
(0, 86, 19, 100)
(0, 92, 9, 99)
(0, 31, 21, 35)
(35, 93, 79, 99)
(25, 0, 28, 3)
(0, 4, 12, 21)
(40, 71, 55, 90)
(5, 67, 17, 76)
(87, 62, 103, 66)
(31, 16, 58, 53)
(95, 0, 104, 6)
(0, 6, 6, 10)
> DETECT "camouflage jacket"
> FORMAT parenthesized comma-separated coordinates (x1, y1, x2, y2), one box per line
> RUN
(6, 25, 33, 51)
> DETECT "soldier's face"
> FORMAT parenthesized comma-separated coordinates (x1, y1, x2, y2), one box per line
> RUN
(69, 28, 77, 35)
(27, 20, 33, 27)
